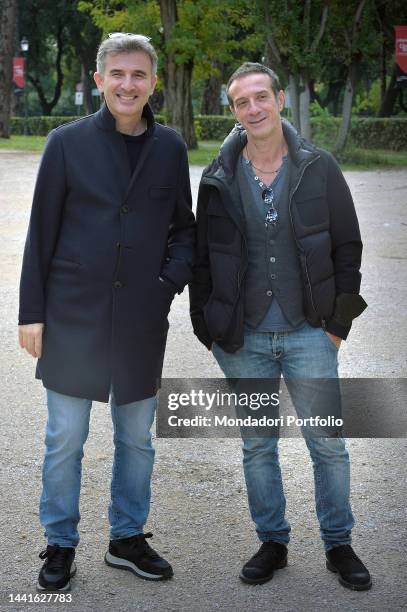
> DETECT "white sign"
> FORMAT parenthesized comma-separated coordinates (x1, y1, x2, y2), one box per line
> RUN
(220, 85, 229, 106)
(75, 91, 84, 106)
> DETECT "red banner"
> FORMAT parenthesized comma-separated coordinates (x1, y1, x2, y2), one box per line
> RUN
(13, 57, 25, 88)
(395, 26, 407, 74)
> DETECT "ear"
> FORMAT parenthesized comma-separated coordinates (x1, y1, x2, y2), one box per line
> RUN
(229, 104, 236, 117)
(278, 89, 285, 112)
(150, 74, 158, 96)
(93, 71, 104, 93)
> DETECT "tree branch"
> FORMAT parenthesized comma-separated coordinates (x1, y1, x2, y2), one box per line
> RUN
(263, 0, 281, 64)
(311, 3, 329, 53)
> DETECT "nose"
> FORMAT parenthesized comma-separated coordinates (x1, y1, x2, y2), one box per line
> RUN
(121, 75, 135, 91)
(247, 99, 260, 114)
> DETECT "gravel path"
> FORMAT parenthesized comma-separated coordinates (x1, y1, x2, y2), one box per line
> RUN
(0, 151, 406, 611)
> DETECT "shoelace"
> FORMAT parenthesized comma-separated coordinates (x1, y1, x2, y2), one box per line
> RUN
(129, 532, 160, 559)
(334, 545, 360, 562)
(39, 546, 70, 570)
(253, 542, 282, 561)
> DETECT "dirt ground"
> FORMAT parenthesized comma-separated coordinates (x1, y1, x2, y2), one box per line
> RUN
(0, 151, 406, 611)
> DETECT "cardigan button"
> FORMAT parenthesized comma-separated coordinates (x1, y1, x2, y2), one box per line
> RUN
(266, 290, 273, 296)
(113, 280, 123, 289)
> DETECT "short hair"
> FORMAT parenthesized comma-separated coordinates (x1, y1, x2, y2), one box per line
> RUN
(226, 62, 282, 106)
(96, 33, 158, 76)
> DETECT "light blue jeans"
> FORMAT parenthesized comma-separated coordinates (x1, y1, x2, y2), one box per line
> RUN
(212, 323, 354, 551)
(40, 388, 156, 547)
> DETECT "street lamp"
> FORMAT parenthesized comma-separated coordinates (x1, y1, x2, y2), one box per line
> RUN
(20, 37, 29, 136)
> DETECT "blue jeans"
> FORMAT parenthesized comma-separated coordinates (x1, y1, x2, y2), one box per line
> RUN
(40, 388, 156, 547)
(212, 323, 354, 551)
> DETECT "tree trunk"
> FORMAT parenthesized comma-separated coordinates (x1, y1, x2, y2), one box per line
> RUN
(334, 62, 358, 153)
(81, 64, 94, 115)
(288, 74, 300, 132)
(28, 24, 64, 116)
(299, 75, 311, 140)
(201, 62, 223, 115)
(378, 63, 398, 117)
(159, 0, 197, 148)
(0, 0, 17, 138)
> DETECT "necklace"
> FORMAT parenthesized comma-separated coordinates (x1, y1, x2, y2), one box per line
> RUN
(245, 145, 284, 175)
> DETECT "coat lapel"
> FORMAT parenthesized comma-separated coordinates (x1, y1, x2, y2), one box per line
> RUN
(93, 103, 157, 200)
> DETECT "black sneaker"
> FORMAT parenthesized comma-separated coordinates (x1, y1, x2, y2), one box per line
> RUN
(326, 545, 372, 591)
(104, 532, 173, 581)
(240, 541, 288, 584)
(37, 545, 76, 592)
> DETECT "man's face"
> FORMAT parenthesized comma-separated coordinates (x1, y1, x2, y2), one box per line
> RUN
(94, 51, 157, 122)
(229, 73, 284, 140)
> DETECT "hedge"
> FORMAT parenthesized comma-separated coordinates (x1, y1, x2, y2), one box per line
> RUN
(11, 114, 165, 136)
(10, 114, 407, 151)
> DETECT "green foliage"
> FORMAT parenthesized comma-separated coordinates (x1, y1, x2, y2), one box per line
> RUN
(194, 115, 236, 140)
(11, 114, 165, 135)
(350, 118, 407, 152)
(353, 79, 381, 116)
(12, 113, 407, 152)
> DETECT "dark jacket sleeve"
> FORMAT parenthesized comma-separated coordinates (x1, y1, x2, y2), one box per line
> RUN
(160, 143, 196, 292)
(189, 179, 213, 349)
(19, 130, 67, 323)
(325, 152, 367, 339)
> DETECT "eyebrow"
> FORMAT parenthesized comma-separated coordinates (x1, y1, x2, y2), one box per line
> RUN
(234, 90, 270, 104)
(109, 68, 148, 76)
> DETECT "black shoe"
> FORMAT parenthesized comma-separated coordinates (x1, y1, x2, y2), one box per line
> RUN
(37, 545, 76, 592)
(326, 545, 372, 591)
(240, 541, 288, 585)
(104, 532, 173, 581)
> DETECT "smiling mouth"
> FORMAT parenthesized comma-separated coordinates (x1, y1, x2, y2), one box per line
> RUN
(117, 94, 138, 100)
(248, 117, 266, 125)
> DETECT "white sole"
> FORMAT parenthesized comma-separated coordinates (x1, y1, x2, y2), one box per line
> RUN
(104, 551, 172, 581)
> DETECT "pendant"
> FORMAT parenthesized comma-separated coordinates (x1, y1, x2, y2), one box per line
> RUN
(266, 207, 278, 224)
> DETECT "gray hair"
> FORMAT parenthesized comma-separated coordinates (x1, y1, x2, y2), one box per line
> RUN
(227, 62, 282, 106)
(96, 33, 158, 75)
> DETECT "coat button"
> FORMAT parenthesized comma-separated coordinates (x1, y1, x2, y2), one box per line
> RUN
(271, 274, 277, 279)
(113, 280, 123, 289)
(270, 257, 276, 263)
(120, 205, 129, 214)
(266, 290, 273, 296)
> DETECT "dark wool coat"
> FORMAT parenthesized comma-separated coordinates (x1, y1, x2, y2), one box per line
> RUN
(19, 104, 195, 404)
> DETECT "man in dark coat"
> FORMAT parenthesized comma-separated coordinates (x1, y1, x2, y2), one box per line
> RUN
(190, 63, 371, 590)
(19, 33, 195, 591)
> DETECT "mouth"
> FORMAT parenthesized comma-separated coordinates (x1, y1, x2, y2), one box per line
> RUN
(117, 94, 138, 101)
(248, 117, 267, 125)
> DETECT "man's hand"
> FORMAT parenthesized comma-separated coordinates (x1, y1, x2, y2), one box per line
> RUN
(18, 323, 44, 358)
(326, 332, 342, 350)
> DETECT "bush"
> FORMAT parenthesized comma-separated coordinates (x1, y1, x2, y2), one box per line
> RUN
(194, 115, 236, 140)
(350, 118, 407, 151)
(11, 114, 166, 136)
(11, 113, 407, 152)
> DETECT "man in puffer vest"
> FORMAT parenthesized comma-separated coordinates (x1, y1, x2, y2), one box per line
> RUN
(190, 63, 370, 590)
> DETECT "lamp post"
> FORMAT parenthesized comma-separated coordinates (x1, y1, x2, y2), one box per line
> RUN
(20, 37, 29, 136)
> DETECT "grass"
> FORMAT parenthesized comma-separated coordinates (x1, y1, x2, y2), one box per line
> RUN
(0, 134, 46, 152)
(1, 135, 406, 170)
